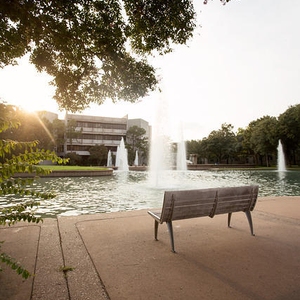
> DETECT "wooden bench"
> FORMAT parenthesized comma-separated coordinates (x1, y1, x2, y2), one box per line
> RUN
(148, 185, 259, 252)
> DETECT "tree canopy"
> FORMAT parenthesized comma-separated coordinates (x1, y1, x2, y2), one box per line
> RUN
(126, 125, 148, 165)
(0, 0, 229, 112)
(278, 104, 300, 164)
(246, 116, 278, 167)
(88, 144, 108, 165)
(204, 123, 236, 164)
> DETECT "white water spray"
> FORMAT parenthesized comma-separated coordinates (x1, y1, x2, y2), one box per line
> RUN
(176, 123, 187, 171)
(134, 150, 139, 166)
(277, 140, 286, 172)
(148, 95, 187, 187)
(115, 137, 129, 171)
(107, 150, 113, 167)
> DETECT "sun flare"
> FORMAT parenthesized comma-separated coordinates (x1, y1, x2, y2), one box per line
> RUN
(0, 56, 57, 114)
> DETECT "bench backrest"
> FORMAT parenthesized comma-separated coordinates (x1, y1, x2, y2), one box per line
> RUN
(160, 185, 259, 222)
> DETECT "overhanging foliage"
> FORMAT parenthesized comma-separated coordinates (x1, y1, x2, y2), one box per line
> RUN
(0, 103, 67, 278)
(0, 0, 230, 112)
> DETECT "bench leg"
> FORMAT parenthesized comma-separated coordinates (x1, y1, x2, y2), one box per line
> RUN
(245, 211, 255, 236)
(167, 221, 176, 253)
(228, 213, 232, 228)
(154, 220, 159, 240)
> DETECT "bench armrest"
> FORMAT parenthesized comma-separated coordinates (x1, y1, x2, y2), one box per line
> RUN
(148, 211, 162, 223)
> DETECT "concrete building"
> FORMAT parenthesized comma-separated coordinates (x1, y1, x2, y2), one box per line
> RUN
(38, 111, 151, 163)
(64, 113, 128, 157)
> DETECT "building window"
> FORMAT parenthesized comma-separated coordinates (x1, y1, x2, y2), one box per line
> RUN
(67, 145, 90, 151)
(80, 134, 124, 141)
(75, 121, 126, 130)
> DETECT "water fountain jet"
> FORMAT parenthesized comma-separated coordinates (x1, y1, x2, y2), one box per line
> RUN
(107, 150, 113, 167)
(148, 96, 188, 187)
(176, 124, 187, 171)
(134, 150, 139, 166)
(277, 140, 286, 172)
(115, 137, 129, 171)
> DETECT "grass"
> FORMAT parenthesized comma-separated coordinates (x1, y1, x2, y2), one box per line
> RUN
(39, 165, 109, 171)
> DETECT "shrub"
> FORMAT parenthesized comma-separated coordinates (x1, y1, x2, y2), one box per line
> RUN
(0, 103, 67, 278)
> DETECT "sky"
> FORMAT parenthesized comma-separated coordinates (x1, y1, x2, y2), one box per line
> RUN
(0, 0, 299, 141)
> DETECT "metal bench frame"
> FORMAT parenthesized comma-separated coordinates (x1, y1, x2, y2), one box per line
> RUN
(148, 185, 259, 252)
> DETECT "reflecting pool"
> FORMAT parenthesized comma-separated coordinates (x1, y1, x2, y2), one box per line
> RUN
(2, 170, 300, 217)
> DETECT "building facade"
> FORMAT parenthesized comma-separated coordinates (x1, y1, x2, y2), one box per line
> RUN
(59, 114, 151, 164)
(64, 113, 128, 157)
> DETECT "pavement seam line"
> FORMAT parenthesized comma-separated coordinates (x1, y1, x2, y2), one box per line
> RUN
(57, 217, 71, 300)
(74, 221, 111, 300)
(30, 224, 42, 300)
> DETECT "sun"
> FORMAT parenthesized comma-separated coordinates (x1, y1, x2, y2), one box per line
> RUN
(0, 57, 57, 114)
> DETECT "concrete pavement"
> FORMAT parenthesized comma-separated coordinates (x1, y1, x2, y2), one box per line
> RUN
(1, 196, 300, 300)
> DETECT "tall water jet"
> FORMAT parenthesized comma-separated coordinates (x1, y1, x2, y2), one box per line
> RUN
(115, 137, 129, 171)
(177, 140, 187, 171)
(277, 140, 286, 172)
(176, 123, 187, 171)
(149, 95, 172, 172)
(115, 146, 120, 167)
(107, 150, 113, 167)
(134, 150, 139, 166)
(149, 95, 188, 187)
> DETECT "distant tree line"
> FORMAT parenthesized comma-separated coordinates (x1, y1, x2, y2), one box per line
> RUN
(1, 103, 299, 167)
(186, 104, 300, 167)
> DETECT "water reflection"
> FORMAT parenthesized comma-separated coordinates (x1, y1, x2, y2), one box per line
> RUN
(2, 170, 300, 217)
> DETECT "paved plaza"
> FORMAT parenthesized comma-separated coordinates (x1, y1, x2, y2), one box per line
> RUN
(1, 196, 300, 300)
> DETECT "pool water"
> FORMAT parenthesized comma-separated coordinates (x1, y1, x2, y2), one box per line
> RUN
(2, 170, 299, 217)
